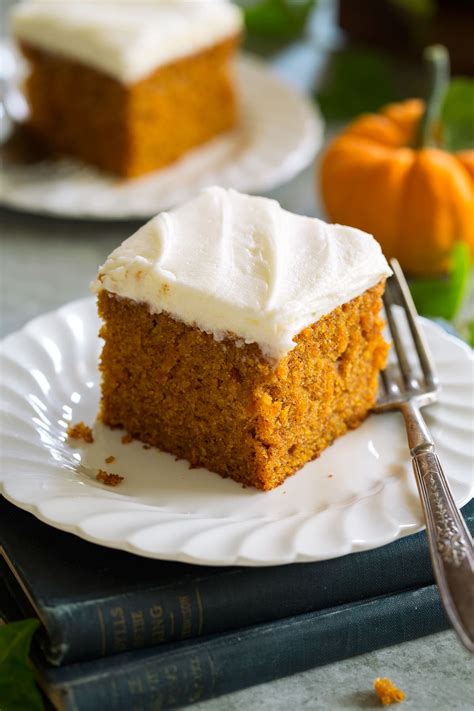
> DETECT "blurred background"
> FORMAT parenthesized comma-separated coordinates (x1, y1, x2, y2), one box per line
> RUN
(2, 0, 473, 115)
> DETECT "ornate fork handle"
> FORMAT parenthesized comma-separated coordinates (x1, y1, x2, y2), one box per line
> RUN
(402, 402, 474, 652)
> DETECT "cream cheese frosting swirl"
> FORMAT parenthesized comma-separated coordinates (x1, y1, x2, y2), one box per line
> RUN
(95, 187, 392, 361)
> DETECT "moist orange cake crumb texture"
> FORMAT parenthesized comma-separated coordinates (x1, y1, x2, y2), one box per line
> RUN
(19, 37, 239, 177)
(374, 677, 406, 705)
(96, 470, 124, 487)
(66, 421, 94, 444)
(97, 282, 388, 491)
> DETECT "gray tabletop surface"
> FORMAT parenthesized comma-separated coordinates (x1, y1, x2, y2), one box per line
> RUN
(1, 3, 473, 708)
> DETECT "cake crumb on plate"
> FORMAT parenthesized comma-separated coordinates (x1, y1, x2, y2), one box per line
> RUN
(374, 677, 405, 705)
(121, 433, 133, 444)
(105, 455, 115, 464)
(67, 421, 94, 443)
(96, 469, 124, 487)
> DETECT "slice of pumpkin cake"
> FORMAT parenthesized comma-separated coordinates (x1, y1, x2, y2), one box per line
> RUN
(94, 187, 391, 490)
(11, 1, 242, 177)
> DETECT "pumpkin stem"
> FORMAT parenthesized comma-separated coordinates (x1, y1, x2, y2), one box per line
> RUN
(416, 44, 450, 148)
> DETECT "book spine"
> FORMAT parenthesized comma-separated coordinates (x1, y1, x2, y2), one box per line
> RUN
(25, 506, 474, 666)
(42, 582, 207, 665)
(42, 584, 448, 711)
(40, 529, 440, 665)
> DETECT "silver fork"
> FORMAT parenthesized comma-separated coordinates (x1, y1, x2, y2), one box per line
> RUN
(374, 258, 474, 653)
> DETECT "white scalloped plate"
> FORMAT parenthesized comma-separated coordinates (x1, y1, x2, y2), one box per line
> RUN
(1, 298, 473, 566)
(0, 54, 323, 220)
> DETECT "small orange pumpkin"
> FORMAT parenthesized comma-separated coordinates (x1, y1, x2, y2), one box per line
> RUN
(319, 49, 474, 276)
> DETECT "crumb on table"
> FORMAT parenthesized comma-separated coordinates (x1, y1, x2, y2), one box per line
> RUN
(121, 433, 133, 444)
(105, 455, 116, 464)
(67, 421, 94, 443)
(96, 469, 124, 487)
(374, 678, 405, 705)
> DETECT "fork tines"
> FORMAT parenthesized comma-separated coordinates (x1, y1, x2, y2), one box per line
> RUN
(379, 259, 439, 405)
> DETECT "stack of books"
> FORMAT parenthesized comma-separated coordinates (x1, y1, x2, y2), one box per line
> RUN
(1, 496, 472, 710)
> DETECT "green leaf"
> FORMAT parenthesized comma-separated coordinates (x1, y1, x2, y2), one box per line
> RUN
(241, 0, 316, 40)
(316, 48, 401, 121)
(468, 320, 474, 348)
(409, 242, 471, 320)
(0, 619, 44, 711)
(441, 78, 474, 151)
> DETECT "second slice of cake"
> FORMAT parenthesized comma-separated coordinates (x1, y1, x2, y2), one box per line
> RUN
(95, 187, 391, 490)
(12, 1, 243, 177)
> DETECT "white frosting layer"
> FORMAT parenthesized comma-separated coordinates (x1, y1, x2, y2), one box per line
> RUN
(95, 187, 391, 361)
(12, 1, 243, 84)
